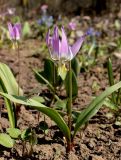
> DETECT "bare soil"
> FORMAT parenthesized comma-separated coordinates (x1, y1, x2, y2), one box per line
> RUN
(0, 38, 121, 160)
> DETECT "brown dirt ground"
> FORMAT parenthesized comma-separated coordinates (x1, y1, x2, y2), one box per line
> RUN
(0, 39, 121, 160)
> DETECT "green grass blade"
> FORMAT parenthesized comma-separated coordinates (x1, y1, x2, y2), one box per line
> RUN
(0, 92, 70, 141)
(103, 97, 119, 111)
(0, 63, 23, 95)
(0, 78, 15, 128)
(107, 58, 115, 103)
(33, 69, 55, 92)
(0, 63, 24, 127)
(73, 81, 121, 138)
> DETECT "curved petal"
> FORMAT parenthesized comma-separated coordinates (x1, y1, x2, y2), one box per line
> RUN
(68, 46, 74, 60)
(71, 34, 86, 57)
(14, 23, 21, 33)
(60, 26, 69, 58)
(51, 26, 59, 59)
(46, 29, 51, 46)
(14, 24, 21, 40)
(8, 23, 15, 40)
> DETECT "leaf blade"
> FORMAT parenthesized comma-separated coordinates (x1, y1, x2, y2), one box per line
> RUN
(0, 92, 70, 141)
(73, 81, 121, 138)
(0, 133, 15, 148)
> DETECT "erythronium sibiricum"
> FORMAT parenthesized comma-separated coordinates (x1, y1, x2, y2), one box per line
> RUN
(46, 25, 87, 151)
(46, 25, 87, 62)
(68, 21, 77, 30)
(8, 23, 21, 41)
(8, 22, 22, 96)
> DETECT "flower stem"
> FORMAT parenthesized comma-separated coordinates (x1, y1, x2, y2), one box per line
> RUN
(67, 60, 72, 152)
(68, 61, 72, 130)
(14, 41, 21, 127)
(52, 62, 56, 103)
(17, 42, 20, 96)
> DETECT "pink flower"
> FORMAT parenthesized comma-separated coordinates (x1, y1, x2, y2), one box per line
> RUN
(68, 22, 76, 30)
(8, 23, 21, 40)
(41, 4, 48, 12)
(46, 26, 86, 61)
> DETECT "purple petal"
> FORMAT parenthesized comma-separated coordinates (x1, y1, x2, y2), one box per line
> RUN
(51, 26, 59, 59)
(68, 22, 76, 30)
(71, 34, 86, 57)
(15, 23, 21, 33)
(15, 23, 21, 40)
(41, 4, 48, 11)
(60, 26, 69, 58)
(46, 29, 51, 46)
(8, 23, 21, 40)
(8, 23, 15, 39)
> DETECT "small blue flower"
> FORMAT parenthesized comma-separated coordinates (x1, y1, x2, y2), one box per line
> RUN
(86, 28, 101, 37)
(37, 15, 53, 27)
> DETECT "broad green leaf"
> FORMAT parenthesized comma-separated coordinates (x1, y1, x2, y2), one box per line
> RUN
(0, 63, 23, 128)
(73, 81, 121, 138)
(7, 128, 21, 139)
(103, 98, 119, 111)
(22, 21, 31, 38)
(4, 96, 15, 128)
(34, 58, 62, 87)
(55, 99, 67, 110)
(0, 92, 70, 141)
(71, 58, 80, 76)
(29, 130, 37, 145)
(0, 62, 23, 95)
(39, 121, 49, 131)
(35, 71, 47, 84)
(0, 71, 15, 128)
(34, 69, 54, 92)
(65, 70, 78, 98)
(115, 19, 121, 31)
(0, 133, 15, 148)
(31, 96, 45, 103)
(92, 96, 119, 111)
(21, 128, 31, 140)
(44, 59, 56, 84)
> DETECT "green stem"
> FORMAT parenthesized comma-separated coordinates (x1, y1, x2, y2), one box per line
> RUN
(53, 63, 56, 102)
(67, 61, 72, 152)
(53, 63, 56, 92)
(68, 61, 72, 130)
(33, 69, 60, 101)
(17, 42, 20, 96)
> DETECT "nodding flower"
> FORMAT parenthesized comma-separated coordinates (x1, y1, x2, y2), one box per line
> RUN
(8, 23, 21, 41)
(46, 26, 87, 61)
(41, 4, 48, 11)
(68, 21, 77, 30)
